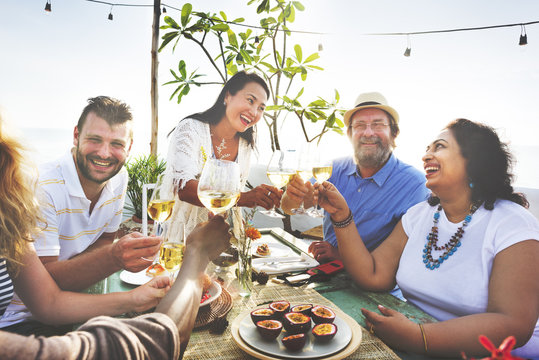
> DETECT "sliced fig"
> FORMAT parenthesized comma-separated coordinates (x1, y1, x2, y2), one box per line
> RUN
(250, 308, 275, 324)
(269, 300, 290, 318)
(291, 304, 313, 316)
(256, 319, 282, 340)
(281, 333, 307, 351)
(312, 323, 338, 341)
(283, 312, 311, 334)
(311, 305, 336, 324)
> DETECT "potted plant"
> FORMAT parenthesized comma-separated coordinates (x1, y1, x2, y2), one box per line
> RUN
(124, 154, 167, 222)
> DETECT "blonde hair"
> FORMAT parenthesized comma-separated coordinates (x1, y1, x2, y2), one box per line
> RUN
(0, 117, 43, 274)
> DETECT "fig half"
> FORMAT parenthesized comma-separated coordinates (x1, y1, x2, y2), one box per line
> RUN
(269, 300, 290, 319)
(311, 305, 336, 324)
(312, 323, 338, 341)
(282, 333, 307, 351)
(283, 312, 311, 334)
(291, 304, 313, 316)
(256, 319, 282, 340)
(250, 308, 275, 324)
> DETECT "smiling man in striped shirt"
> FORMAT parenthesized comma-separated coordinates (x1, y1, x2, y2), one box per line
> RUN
(0, 96, 162, 335)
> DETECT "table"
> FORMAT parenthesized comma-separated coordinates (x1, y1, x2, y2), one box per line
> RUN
(94, 229, 441, 360)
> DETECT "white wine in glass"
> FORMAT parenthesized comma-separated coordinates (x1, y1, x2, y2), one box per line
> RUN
(159, 242, 185, 273)
(308, 152, 333, 218)
(260, 150, 297, 218)
(198, 190, 240, 214)
(197, 158, 242, 215)
(291, 144, 314, 215)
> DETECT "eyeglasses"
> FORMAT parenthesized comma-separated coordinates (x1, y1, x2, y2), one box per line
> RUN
(351, 121, 389, 132)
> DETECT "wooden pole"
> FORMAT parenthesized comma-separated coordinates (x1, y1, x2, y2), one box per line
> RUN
(150, 0, 160, 156)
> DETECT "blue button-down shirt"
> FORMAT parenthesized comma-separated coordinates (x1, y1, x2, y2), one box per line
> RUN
(324, 154, 429, 251)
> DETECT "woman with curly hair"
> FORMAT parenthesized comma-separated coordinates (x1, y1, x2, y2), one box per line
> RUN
(315, 118, 539, 358)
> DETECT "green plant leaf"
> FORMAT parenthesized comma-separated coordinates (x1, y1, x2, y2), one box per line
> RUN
(287, 4, 295, 22)
(257, 0, 269, 14)
(159, 31, 179, 52)
(227, 29, 238, 48)
(220, 11, 227, 21)
(294, 44, 302, 62)
(164, 16, 180, 29)
(211, 23, 229, 32)
(292, 1, 305, 11)
(327, 112, 336, 126)
(181, 3, 192, 27)
(296, 87, 304, 98)
(334, 89, 340, 102)
(303, 52, 319, 63)
(178, 60, 187, 78)
(233, 17, 245, 23)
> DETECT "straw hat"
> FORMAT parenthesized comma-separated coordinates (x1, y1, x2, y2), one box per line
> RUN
(343, 92, 399, 127)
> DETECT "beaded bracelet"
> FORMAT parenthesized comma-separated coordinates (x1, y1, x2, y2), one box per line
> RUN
(330, 210, 354, 228)
(419, 323, 428, 353)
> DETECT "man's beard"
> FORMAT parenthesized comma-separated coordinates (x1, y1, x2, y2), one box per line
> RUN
(353, 136, 392, 169)
(75, 146, 122, 184)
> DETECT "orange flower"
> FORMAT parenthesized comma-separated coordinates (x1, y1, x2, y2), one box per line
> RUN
(245, 227, 261, 240)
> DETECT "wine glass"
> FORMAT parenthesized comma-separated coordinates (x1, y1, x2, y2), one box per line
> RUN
(260, 150, 297, 218)
(197, 158, 242, 215)
(291, 144, 314, 215)
(145, 173, 184, 273)
(308, 150, 333, 218)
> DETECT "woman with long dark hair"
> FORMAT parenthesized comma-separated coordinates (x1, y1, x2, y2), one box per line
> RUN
(315, 119, 539, 358)
(166, 71, 281, 236)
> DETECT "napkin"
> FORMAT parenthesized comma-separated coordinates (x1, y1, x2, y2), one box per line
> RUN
(252, 253, 319, 275)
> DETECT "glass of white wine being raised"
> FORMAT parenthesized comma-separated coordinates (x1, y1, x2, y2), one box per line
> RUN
(147, 173, 184, 275)
(197, 158, 242, 272)
(308, 153, 333, 218)
(260, 149, 297, 218)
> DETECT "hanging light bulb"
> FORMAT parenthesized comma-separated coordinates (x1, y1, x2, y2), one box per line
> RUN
(108, 5, 113, 21)
(318, 43, 324, 51)
(44, 0, 52, 12)
(162, 6, 167, 14)
(519, 25, 528, 46)
(403, 34, 411, 57)
(254, 36, 260, 44)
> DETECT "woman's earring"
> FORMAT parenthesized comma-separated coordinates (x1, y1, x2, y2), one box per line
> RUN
(223, 101, 226, 106)
(469, 182, 474, 189)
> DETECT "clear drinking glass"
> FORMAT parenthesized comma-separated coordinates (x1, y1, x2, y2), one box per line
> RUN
(260, 150, 297, 218)
(291, 144, 314, 215)
(197, 158, 242, 215)
(308, 150, 333, 218)
(146, 173, 184, 274)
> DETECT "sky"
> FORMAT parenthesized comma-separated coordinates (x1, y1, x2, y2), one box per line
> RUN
(1, 0, 538, 187)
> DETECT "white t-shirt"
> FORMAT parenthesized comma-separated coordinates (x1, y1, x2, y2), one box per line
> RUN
(165, 118, 252, 239)
(397, 200, 539, 358)
(0, 151, 127, 327)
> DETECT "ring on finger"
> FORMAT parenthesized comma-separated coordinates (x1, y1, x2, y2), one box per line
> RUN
(369, 324, 375, 334)
(267, 191, 271, 197)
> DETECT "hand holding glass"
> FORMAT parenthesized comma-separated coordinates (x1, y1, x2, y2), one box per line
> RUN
(308, 151, 333, 217)
(260, 150, 297, 218)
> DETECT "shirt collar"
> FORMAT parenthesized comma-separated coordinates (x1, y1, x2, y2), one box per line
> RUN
(346, 152, 397, 187)
(59, 150, 115, 200)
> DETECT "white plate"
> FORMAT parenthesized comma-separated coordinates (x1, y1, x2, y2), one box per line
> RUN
(251, 242, 290, 258)
(120, 268, 166, 286)
(238, 308, 352, 359)
(200, 281, 222, 307)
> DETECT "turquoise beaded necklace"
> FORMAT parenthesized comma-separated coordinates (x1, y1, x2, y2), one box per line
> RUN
(422, 204, 479, 270)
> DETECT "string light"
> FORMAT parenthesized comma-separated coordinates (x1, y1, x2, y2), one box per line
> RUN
(403, 35, 411, 57)
(44, 0, 51, 12)
(108, 5, 113, 20)
(519, 25, 528, 45)
(318, 43, 324, 51)
(162, 6, 167, 14)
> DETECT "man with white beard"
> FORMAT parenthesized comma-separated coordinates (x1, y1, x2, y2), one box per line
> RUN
(282, 92, 429, 263)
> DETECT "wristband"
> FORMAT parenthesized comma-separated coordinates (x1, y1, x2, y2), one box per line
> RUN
(330, 209, 354, 228)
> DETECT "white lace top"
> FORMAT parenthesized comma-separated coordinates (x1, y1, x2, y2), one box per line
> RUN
(165, 118, 253, 239)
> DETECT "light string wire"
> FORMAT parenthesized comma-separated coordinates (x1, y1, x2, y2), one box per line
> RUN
(76, 1, 539, 39)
